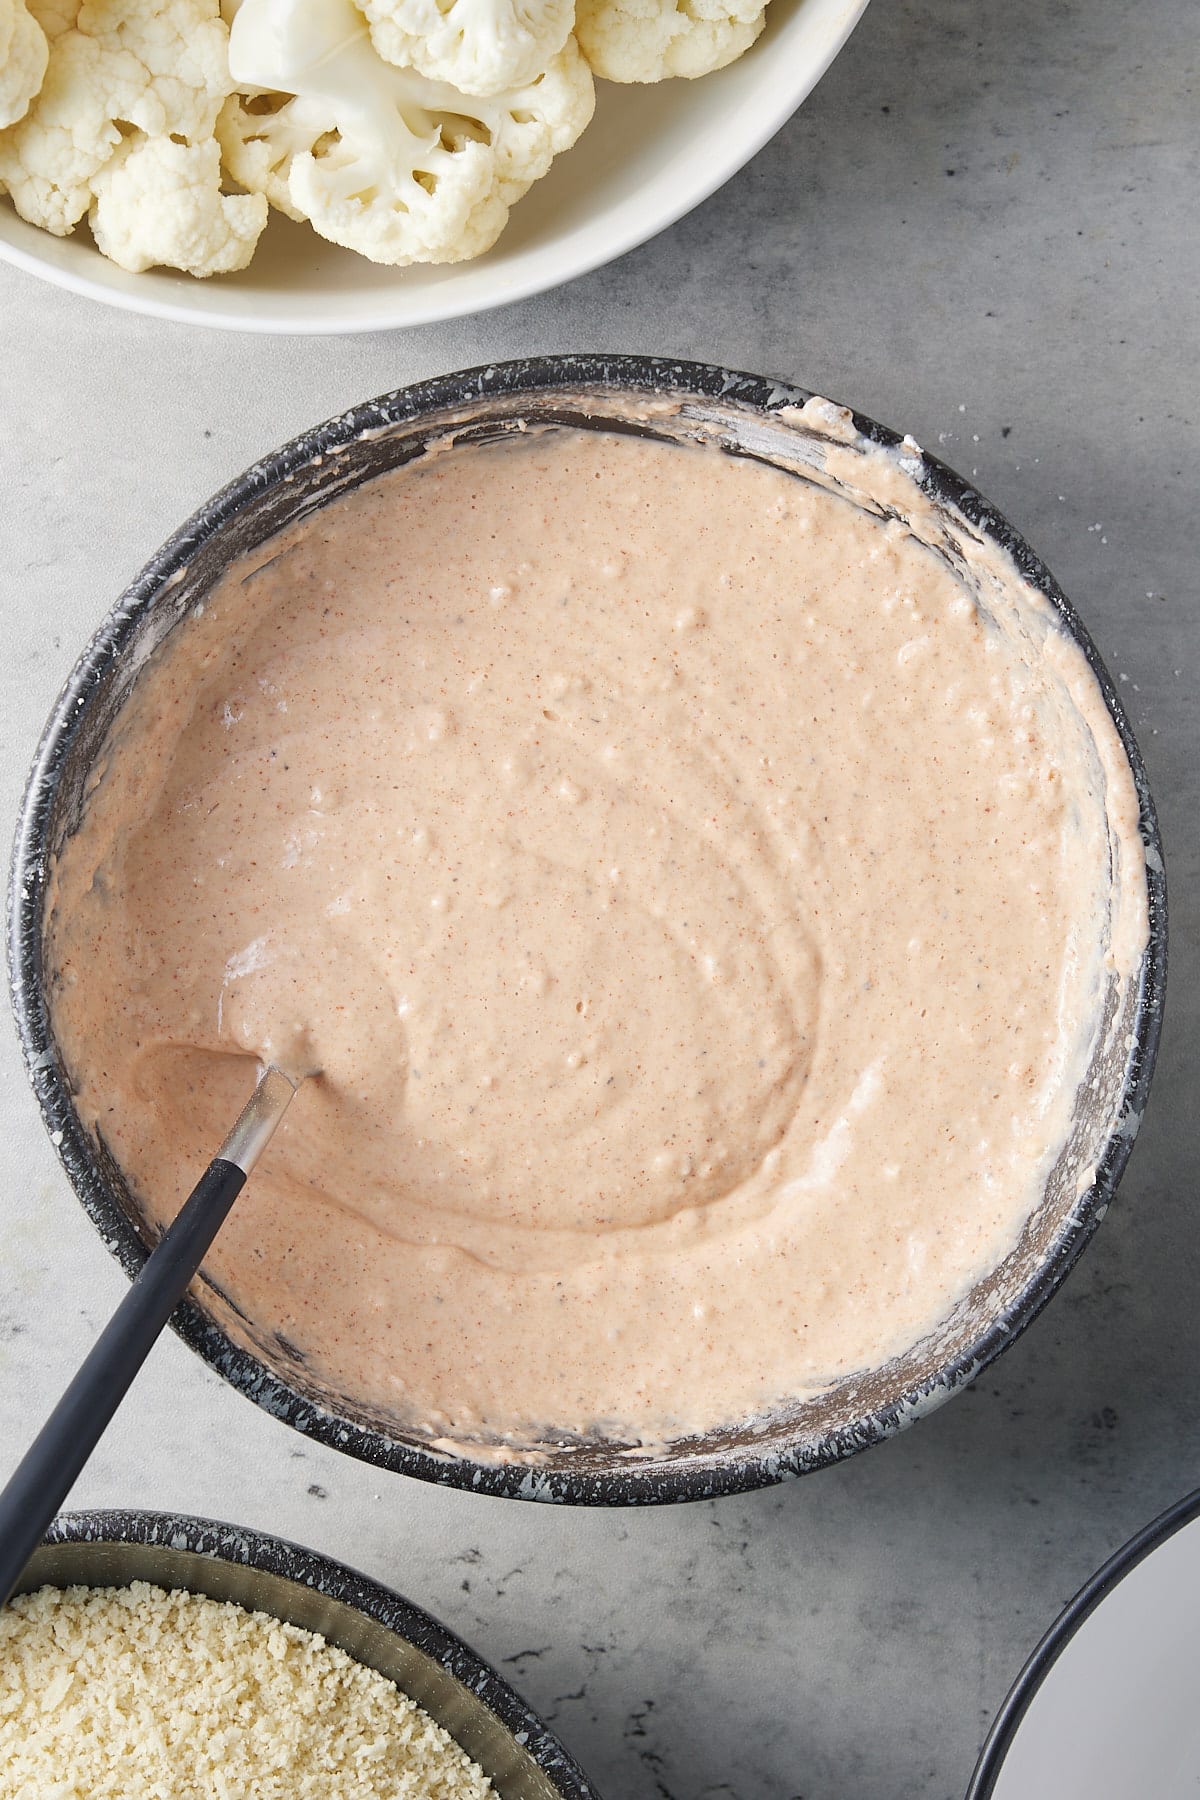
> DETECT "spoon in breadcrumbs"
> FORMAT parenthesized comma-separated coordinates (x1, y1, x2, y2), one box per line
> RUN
(0, 1064, 306, 1607)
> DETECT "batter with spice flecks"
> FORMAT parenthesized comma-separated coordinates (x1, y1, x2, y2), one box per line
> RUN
(46, 418, 1148, 1449)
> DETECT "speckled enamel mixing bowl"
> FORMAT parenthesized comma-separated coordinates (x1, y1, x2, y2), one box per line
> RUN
(15, 1510, 599, 1799)
(7, 356, 1167, 1505)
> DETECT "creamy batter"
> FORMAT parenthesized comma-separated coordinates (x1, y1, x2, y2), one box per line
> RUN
(46, 413, 1148, 1448)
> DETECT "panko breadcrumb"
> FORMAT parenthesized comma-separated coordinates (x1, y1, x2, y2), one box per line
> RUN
(0, 1581, 495, 1800)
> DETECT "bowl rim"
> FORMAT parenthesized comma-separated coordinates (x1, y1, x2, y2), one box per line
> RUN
(7, 353, 1168, 1506)
(0, 0, 871, 336)
(965, 1482, 1200, 1799)
(22, 1506, 600, 1799)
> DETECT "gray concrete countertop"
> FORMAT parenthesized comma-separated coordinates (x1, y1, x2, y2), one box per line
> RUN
(0, 0, 1195, 1794)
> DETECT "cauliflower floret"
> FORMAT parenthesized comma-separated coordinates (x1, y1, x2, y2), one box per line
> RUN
(360, 0, 574, 97)
(219, 0, 593, 266)
(575, 0, 766, 82)
(89, 131, 266, 272)
(26, 0, 77, 36)
(0, 0, 234, 236)
(0, 0, 49, 129)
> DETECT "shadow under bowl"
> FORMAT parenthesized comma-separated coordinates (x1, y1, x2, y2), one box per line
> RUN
(7, 355, 1167, 1505)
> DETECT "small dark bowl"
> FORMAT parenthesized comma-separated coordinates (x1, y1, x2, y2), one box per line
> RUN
(13, 1509, 598, 1798)
(7, 356, 1167, 1506)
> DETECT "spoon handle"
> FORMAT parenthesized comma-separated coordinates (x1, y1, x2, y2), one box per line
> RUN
(0, 1066, 296, 1609)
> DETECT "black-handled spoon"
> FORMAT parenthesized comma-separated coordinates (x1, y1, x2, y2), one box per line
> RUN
(0, 1065, 300, 1608)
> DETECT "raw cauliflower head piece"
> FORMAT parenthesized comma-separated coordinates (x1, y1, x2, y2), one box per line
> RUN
(0, 0, 236, 236)
(219, 0, 593, 266)
(0, 0, 49, 130)
(575, 0, 766, 82)
(90, 133, 266, 272)
(361, 0, 575, 97)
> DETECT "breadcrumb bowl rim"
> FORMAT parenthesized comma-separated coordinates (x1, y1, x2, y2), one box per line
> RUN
(12, 1507, 602, 1800)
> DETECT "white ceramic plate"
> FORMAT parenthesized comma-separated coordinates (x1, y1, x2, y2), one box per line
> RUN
(0, 0, 868, 334)
(970, 1490, 1200, 1799)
